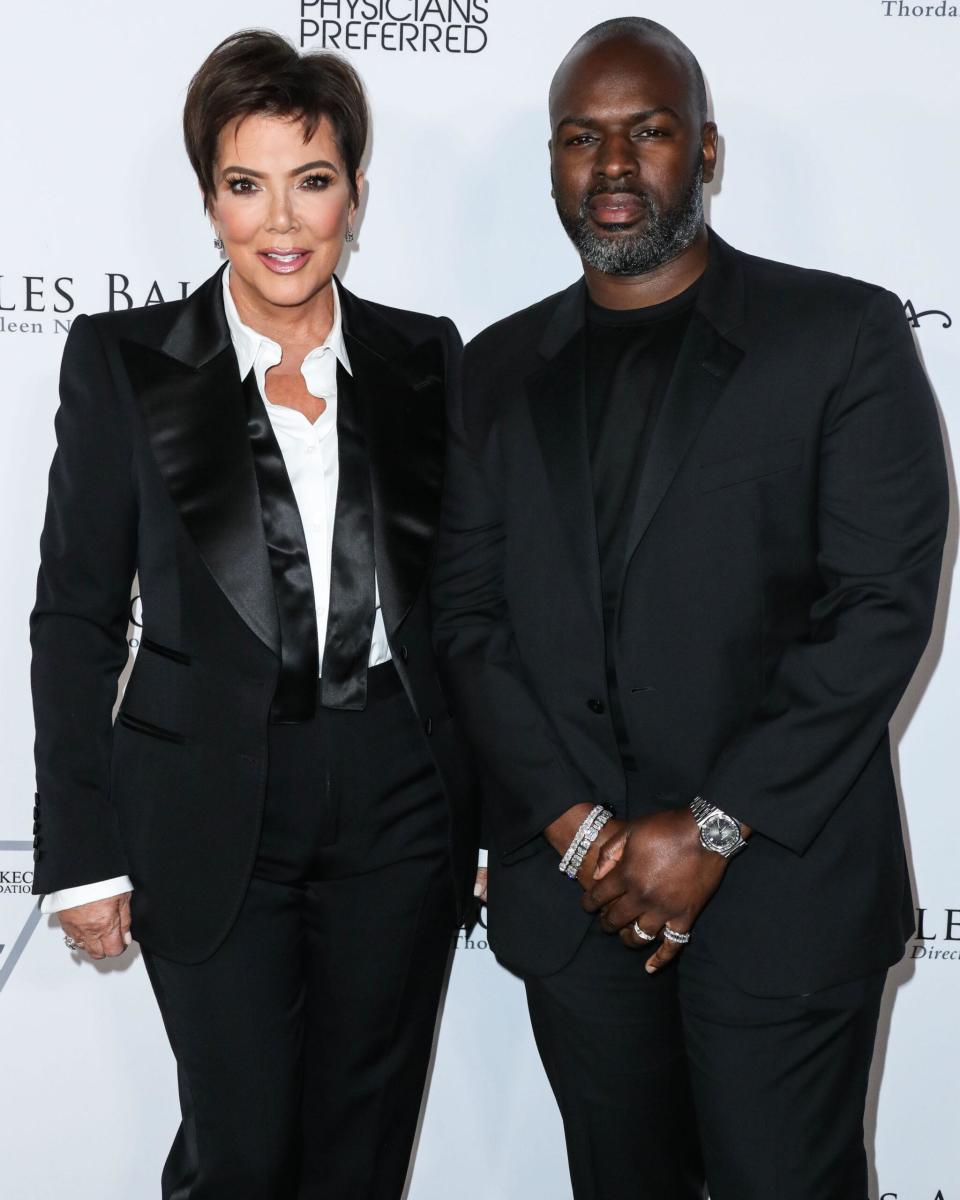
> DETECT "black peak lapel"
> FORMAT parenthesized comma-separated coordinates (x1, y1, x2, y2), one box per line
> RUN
(339, 285, 446, 635)
(526, 283, 603, 619)
(621, 232, 746, 571)
(119, 269, 280, 657)
(162, 265, 232, 369)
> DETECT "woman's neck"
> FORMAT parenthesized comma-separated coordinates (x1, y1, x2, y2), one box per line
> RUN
(228, 269, 336, 356)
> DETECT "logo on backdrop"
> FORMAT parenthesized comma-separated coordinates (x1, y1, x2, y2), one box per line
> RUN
(903, 300, 952, 329)
(879, 1192, 950, 1199)
(1, 274, 949, 338)
(0, 274, 195, 337)
(909, 907, 960, 963)
(299, 0, 490, 53)
(0, 843, 41, 995)
(881, 1, 959, 15)
(129, 594, 143, 651)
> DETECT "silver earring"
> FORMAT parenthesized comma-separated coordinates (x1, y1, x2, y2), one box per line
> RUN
(345, 228, 354, 244)
(213, 234, 224, 251)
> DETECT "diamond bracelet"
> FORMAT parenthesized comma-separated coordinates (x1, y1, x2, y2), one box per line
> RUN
(559, 805, 613, 880)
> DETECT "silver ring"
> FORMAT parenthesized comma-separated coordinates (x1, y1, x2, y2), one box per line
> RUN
(63, 935, 84, 951)
(632, 920, 656, 943)
(663, 925, 691, 945)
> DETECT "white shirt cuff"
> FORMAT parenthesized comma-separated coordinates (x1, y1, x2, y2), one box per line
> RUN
(40, 876, 134, 914)
(477, 848, 488, 868)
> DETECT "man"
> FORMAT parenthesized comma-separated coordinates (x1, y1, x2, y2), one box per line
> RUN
(432, 16, 947, 1200)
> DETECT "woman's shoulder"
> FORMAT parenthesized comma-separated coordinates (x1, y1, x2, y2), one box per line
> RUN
(76, 268, 224, 353)
(338, 283, 456, 354)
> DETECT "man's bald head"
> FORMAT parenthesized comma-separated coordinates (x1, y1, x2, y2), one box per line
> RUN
(549, 18, 709, 129)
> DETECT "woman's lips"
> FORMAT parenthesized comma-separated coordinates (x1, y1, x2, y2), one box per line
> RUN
(257, 249, 312, 274)
(588, 194, 645, 225)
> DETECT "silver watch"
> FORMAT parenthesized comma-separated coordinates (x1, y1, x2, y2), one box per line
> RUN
(690, 796, 747, 859)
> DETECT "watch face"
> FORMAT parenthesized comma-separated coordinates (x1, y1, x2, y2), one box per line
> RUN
(702, 813, 740, 853)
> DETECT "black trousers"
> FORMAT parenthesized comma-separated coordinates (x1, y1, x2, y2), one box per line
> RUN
(524, 920, 705, 1200)
(679, 943, 886, 1200)
(525, 920, 885, 1200)
(142, 664, 457, 1200)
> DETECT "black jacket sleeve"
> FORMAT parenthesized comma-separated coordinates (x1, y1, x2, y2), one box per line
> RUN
(706, 289, 948, 852)
(431, 345, 594, 862)
(30, 315, 138, 893)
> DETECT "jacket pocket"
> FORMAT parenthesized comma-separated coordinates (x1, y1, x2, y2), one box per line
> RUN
(116, 711, 187, 745)
(699, 438, 803, 492)
(140, 636, 191, 666)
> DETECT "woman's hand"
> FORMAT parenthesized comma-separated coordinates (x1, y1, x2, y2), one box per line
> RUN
(59, 892, 133, 960)
(473, 866, 488, 904)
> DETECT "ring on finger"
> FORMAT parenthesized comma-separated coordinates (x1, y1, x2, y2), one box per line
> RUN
(63, 935, 85, 951)
(632, 920, 657, 943)
(663, 925, 691, 945)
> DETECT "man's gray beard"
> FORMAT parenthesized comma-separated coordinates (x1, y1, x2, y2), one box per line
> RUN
(559, 164, 704, 277)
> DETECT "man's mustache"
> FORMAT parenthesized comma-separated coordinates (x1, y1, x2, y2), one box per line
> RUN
(585, 181, 646, 199)
(579, 182, 655, 215)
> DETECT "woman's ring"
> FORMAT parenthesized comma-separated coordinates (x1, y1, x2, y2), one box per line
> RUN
(632, 920, 656, 942)
(63, 935, 84, 951)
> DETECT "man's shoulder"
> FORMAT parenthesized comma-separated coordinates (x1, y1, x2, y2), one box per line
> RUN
(732, 242, 895, 326)
(466, 284, 579, 365)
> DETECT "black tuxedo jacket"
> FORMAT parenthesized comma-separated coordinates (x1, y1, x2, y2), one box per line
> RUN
(432, 231, 948, 995)
(31, 267, 478, 963)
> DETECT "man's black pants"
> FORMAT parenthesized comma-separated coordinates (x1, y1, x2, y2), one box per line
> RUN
(143, 664, 457, 1199)
(525, 921, 885, 1200)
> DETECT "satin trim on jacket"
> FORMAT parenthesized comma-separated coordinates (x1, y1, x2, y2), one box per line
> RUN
(243, 370, 320, 721)
(320, 363, 377, 711)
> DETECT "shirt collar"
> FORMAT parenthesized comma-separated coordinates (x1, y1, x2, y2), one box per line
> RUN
(221, 264, 352, 380)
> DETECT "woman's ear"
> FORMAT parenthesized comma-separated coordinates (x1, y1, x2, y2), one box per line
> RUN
(352, 169, 365, 220)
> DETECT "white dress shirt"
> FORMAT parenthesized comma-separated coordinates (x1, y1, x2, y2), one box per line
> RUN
(42, 268, 392, 914)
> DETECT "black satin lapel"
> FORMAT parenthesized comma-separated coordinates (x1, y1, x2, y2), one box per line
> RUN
(622, 312, 744, 568)
(347, 333, 445, 635)
(321, 363, 377, 709)
(526, 329, 603, 618)
(120, 339, 280, 657)
(243, 373, 316, 719)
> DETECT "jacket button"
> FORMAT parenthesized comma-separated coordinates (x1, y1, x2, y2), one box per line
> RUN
(399, 645, 409, 662)
(424, 716, 433, 736)
(587, 698, 605, 714)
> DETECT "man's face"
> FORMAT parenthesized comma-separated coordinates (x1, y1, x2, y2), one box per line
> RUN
(549, 37, 717, 277)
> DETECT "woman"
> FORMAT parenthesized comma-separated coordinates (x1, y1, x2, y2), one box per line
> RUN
(30, 30, 477, 1199)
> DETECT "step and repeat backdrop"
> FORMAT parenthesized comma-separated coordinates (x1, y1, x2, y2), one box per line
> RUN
(1, 2, 957, 1197)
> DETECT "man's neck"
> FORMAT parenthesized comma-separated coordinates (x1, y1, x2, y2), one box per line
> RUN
(583, 227, 709, 310)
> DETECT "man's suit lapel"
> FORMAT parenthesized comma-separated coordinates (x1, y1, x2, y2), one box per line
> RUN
(119, 267, 281, 657)
(621, 232, 746, 571)
(339, 286, 446, 636)
(526, 281, 603, 618)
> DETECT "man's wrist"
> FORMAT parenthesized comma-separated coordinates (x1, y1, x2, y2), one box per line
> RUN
(558, 805, 613, 879)
(690, 796, 749, 858)
(544, 803, 596, 856)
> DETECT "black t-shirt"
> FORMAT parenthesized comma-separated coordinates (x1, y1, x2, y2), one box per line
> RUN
(585, 279, 700, 767)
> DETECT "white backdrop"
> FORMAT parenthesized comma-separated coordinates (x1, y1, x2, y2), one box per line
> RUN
(1, 3, 957, 1198)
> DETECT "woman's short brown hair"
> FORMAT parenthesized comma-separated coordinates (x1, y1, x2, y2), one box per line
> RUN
(183, 30, 368, 209)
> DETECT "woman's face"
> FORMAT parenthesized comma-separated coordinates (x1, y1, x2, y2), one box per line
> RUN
(207, 112, 360, 314)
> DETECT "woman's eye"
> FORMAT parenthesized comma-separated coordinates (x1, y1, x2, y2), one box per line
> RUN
(301, 173, 333, 190)
(227, 176, 257, 194)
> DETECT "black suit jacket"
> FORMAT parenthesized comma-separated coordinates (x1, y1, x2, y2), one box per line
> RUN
(432, 231, 948, 995)
(31, 267, 478, 963)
